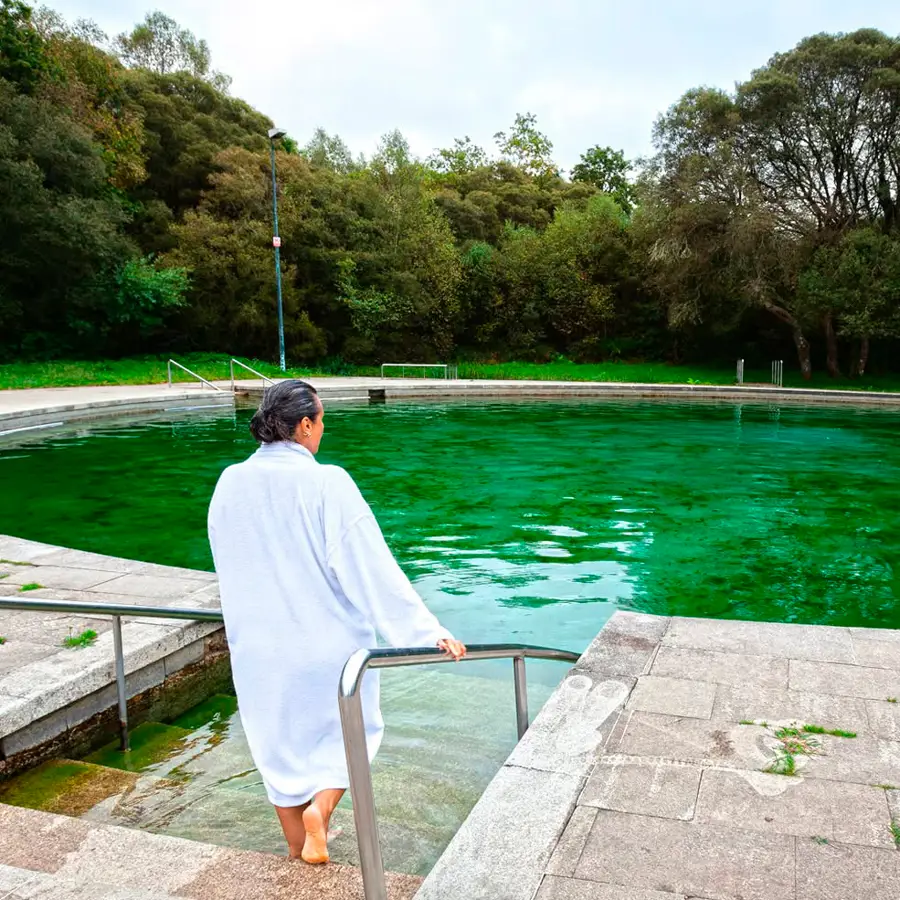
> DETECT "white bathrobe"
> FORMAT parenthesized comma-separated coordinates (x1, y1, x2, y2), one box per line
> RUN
(207, 440, 452, 807)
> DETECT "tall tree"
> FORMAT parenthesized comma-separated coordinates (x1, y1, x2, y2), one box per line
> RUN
(571, 146, 635, 213)
(0, 0, 53, 92)
(115, 11, 231, 90)
(494, 112, 556, 180)
(428, 135, 489, 176)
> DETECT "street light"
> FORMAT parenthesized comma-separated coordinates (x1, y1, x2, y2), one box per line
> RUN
(268, 127, 287, 371)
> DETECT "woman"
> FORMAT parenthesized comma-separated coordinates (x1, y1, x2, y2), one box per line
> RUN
(207, 380, 465, 865)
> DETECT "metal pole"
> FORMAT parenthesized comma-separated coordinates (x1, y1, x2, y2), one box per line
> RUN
(230, 358, 235, 393)
(112, 616, 130, 752)
(513, 655, 529, 740)
(167, 359, 172, 388)
(338, 655, 388, 900)
(270, 140, 286, 372)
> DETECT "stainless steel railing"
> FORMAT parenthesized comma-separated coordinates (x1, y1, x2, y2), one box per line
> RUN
(166, 359, 224, 391)
(338, 644, 580, 900)
(0, 597, 222, 751)
(0, 597, 579, 899)
(230, 358, 276, 392)
(380, 363, 458, 380)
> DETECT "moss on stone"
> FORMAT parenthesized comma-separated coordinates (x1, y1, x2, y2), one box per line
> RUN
(86, 721, 192, 772)
(170, 694, 238, 732)
(0, 759, 138, 816)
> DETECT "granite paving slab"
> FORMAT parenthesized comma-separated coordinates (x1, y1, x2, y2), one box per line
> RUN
(572, 810, 796, 900)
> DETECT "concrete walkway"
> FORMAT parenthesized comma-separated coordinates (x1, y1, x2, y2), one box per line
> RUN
(418, 611, 900, 900)
(5, 376, 900, 436)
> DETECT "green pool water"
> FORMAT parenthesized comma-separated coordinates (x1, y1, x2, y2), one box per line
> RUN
(2, 397, 900, 872)
(3, 398, 899, 632)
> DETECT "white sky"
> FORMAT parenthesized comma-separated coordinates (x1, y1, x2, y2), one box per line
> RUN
(47, 0, 900, 172)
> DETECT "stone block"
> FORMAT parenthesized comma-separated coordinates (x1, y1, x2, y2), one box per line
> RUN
(416, 766, 583, 900)
(52, 821, 226, 893)
(0, 536, 59, 564)
(0, 640, 57, 675)
(626, 676, 716, 719)
(573, 810, 796, 900)
(535, 876, 685, 900)
(712, 683, 870, 732)
(546, 806, 597, 877)
(807, 734, 900, 786)
(851, 634, 900, 670)
(506, 674, 632, 777)
(796, 838, 900, 900)
(663, 618, 856, 664)
(606, 712, 775, 770)
(850, 626, 900, 645)
(1, 703, 69, 756)
(90, 574, 213, 601)
(163, 641, 205, 678)
(0, 803, 93, 873)
(30, 548, 145, 574)
(887, 788, 899, 824)
(790, 659, 900, 701)
(651, 646, 789, 690)
(575, 612, 668, 678)
(580, 760, 701, 820)
(0, 614, 111, 649)
(3, 566, 122, 590)
(695, 768, 894, 847)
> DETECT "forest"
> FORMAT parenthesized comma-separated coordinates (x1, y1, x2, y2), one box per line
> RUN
(2, 1, 900, 379)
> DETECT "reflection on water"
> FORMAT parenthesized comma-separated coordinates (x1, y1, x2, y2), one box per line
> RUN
(2, 398, 900, 870)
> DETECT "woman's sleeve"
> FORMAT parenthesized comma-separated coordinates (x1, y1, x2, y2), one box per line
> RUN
(324, 467, 453, 648)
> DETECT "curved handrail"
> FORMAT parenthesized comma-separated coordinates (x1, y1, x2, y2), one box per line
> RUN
(338, 643, 580, 900)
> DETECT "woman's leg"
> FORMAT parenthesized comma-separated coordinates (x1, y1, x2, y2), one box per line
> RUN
(300, 788, 346, 864)
(275, 803, 310, 859)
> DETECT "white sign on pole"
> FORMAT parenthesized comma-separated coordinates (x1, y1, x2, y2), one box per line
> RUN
(273, 236, 282, 248)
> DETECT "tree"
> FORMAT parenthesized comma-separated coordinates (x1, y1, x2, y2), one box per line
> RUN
(799, 228, 900, 376)
(428, 135, 489, 176)
(571, 146, 635, 213)
(494, 112, 556, 180)
(0, 0, 53, 92)
(115, 11, 231, 90)
(0, 77, 138, 355)
(36, 11, 147, 189)
(737, 30, 900, 235)
(303, 127, 359, 173)
(648, 85, 813, 375)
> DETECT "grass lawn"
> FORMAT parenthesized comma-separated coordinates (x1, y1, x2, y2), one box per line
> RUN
(1, 353, 899, 393)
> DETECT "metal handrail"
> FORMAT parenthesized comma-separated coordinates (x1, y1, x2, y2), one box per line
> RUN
(230, 358, 276, 392)
(0, 596, 579, 900)
(0, 597, 222, 751)
(380, 363, 458, 380)
(338, 643, 580, 900)
(167, 359, 224, 391)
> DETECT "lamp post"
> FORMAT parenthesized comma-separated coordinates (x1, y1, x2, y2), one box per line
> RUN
(268, 127, 287, 371)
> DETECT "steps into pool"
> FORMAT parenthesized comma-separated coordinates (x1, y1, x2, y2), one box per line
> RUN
(0, 803, 421, 900)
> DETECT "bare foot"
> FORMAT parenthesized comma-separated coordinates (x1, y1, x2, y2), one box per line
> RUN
(301, 803, 329, 864)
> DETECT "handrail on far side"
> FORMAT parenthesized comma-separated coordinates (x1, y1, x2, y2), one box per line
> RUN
(338, 644, 580, 900)
(166, 358, 224, 391)
(230, 358, 276, 392)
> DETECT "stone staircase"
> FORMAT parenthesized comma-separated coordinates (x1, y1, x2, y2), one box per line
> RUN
(0, 693, 424, 899)
(0, 804, 420, 899)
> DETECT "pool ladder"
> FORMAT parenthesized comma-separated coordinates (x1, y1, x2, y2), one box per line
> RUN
(0, 597, 579, 900)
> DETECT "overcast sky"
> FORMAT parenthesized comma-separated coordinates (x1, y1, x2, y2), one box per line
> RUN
(47, 0, 900, 172)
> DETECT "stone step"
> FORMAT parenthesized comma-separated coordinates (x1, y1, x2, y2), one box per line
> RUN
(0, 803, 421, 899)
